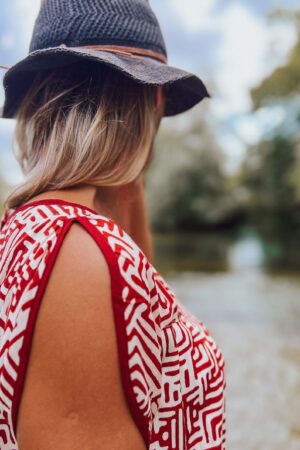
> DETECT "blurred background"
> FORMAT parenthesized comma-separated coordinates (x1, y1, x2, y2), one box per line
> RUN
(1, 1, 300, 449)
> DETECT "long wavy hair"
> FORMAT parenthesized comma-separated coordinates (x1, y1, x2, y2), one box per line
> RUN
(4, 59, 164, 210)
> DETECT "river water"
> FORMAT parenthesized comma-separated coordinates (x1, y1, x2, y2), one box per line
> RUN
(154, 231, 300, 450)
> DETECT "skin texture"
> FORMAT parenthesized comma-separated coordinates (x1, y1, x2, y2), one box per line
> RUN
(15, 86, 164, 449)
(16, 223, 146, 450)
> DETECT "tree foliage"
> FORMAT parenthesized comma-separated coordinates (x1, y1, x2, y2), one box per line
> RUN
(146, 109, 238, 231)
(251, 10, 300, 109)
(241, 135, 300, 239)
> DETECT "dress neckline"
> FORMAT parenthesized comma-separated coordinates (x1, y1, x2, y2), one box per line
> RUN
(4, 198, 111, 222)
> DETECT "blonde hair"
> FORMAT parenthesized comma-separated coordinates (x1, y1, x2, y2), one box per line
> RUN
(4, 60, 163, 210)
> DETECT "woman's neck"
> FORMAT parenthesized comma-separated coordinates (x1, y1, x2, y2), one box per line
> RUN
(21, 180, 154, 262)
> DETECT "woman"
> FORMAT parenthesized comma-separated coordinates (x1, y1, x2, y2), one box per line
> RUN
(0, 1, 226, 449)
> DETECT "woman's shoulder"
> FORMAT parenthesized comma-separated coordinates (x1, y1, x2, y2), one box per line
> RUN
(0, 199, 134, 266)
(1, 199, 138, 249)
(0, 198, 180, 329)
(15, 220, 146, 449)
(0, 199, 160, 316)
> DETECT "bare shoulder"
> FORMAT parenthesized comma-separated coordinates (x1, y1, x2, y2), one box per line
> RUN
(16, 222, 145, 450)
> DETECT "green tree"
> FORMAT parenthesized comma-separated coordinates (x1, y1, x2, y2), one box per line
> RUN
(251, 10, 300, 109)
(146, 109, 238, 231)
(241, 135, 300, 234)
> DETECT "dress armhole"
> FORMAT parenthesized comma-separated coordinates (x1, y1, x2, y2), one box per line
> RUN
(11, 216, 149, 448)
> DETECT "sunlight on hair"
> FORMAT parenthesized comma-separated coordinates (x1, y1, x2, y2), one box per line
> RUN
(5, 61, 164, 210)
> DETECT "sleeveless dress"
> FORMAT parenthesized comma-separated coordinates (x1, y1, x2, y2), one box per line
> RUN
(0, 199, 226, 450)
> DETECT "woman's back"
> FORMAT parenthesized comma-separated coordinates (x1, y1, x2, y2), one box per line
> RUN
(0, 199, 226, 450)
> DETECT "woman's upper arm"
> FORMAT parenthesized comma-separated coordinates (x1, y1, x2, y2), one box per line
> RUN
(16, 222, 145, 450)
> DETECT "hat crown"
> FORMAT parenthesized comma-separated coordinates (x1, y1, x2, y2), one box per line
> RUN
(29, 0, 167, 57)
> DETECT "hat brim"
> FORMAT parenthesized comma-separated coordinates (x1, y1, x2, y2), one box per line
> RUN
(0, 46, 210, 119)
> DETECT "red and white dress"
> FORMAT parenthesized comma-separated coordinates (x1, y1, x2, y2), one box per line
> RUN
(0, 199, 226, 450)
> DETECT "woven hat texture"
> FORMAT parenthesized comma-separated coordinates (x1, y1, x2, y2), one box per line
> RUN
(30, 0, 167, 56)
(0, 0, 210, 118)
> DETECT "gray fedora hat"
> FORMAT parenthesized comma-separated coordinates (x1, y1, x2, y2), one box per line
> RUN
(0, 0, 210, 118)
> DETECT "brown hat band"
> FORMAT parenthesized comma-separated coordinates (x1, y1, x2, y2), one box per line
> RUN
(59, 43, 168, 63)
(0, 44, 168, 72)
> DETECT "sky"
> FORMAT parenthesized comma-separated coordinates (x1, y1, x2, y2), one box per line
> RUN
(0, 0, 298, 182)
(152, 0, 298, 170)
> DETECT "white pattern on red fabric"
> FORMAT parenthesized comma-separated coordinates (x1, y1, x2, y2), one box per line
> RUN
(0, 201, 226, 449)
